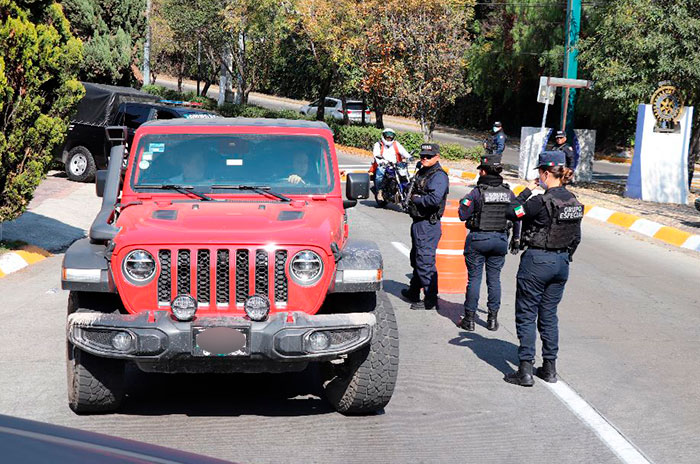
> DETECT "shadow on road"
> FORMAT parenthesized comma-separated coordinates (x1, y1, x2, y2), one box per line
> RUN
(1, 211, 85, 253)
(120, 368, 336, 417)
(448, 331, 518, 376)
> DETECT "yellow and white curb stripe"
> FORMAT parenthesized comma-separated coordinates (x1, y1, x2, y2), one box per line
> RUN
(506, 184, 700, 253)
(0, 246, 51, 278)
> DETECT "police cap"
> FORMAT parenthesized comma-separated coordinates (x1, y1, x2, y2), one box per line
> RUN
(419, 143, 440, 157)
(555, 130, 566, 138)
(493, 121, 502, 128)
(535, 150, 566, 169)
(477, 154, 502, 169)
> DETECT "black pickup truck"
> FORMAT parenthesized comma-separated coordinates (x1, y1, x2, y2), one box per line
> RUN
(58, 83, 217, 182)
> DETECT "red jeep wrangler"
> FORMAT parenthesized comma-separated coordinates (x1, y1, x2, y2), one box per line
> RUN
(61, 118, 398, 414)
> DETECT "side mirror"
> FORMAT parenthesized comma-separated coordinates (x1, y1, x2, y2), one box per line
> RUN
(345, 172, 370, 209)
(95, 170, 108, 197)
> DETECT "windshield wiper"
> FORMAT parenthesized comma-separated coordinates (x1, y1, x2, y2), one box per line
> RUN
(136, 184, 217, 202)
(211, 184, 291, 202)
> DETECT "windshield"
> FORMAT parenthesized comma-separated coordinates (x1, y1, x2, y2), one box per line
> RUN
(130, 133, 335, 194)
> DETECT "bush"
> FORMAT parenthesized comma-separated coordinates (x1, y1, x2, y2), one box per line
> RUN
(0, 1, 84, 222)
(441, 143, 484, 162)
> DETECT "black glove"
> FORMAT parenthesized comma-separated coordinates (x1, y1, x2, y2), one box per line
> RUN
(509, 238, 520, 255)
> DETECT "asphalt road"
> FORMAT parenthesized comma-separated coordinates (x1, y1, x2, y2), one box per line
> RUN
(155, 77, 632, 184)
(1, 155, 698, 463)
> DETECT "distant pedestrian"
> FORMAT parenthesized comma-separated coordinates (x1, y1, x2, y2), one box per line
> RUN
(484, 121, 506, 156)
(401, 143, 449, 310)
(552, 130, 576, 170)
(504, 151, 583, 387)
(456, 153, 517, 332)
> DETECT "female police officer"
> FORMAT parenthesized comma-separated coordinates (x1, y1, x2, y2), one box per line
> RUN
(504, 151, 583, 387)
(456, 153, 516, 332)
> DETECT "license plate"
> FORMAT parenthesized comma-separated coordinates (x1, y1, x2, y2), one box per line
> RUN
(192, 326, 250, 357)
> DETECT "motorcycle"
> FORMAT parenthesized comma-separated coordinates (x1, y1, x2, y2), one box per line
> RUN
(374, 157, 414, 210)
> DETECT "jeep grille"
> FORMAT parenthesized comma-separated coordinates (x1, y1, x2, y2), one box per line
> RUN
(157, 248, 288, 308)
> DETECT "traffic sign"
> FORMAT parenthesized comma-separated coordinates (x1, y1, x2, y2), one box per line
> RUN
(538, 76, 556, 105)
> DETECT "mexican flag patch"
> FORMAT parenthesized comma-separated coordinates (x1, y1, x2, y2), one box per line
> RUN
(461, 198, 471, 207)
(514, 205, 525, 218)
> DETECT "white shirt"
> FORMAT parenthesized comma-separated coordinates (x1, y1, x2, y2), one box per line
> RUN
(372, 140, 410, 164)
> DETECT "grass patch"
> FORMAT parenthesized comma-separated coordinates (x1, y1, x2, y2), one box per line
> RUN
(0, 240, 27, 256)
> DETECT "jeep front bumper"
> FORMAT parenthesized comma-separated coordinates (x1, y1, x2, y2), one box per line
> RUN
(67, 311, 374, 364)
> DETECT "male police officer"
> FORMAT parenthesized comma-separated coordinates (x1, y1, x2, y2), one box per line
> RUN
(553, 130, 576, 169)
(484, 121, 506, 156)
(401, 143, 449, 310)
(456, 153, 517, 331)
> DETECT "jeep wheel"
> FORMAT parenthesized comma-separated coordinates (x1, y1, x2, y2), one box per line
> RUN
(66, 291, 124, 413)
(323, 292, 399, 415)
(67, 342, 125, 413)
(65, 146, 96, 182)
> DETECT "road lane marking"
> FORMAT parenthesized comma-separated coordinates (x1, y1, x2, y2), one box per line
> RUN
(392, 241, 411, 257)
(543, 380, 653, 464)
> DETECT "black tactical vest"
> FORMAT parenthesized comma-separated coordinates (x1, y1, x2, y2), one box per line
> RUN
(410, 166, 447, 221)
(526, 191, 584, 249)
(467, 184, 511, 231)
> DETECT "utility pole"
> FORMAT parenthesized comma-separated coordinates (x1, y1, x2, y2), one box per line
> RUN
(142, 0, 152, 86)
(561, 0, 581, 133)
(197, 39, 201, 96)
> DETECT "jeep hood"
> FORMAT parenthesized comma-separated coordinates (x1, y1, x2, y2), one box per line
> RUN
(113, 201, 343, 254)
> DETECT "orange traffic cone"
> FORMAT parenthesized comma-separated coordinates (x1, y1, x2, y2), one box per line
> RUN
(436, 199, 468, 294)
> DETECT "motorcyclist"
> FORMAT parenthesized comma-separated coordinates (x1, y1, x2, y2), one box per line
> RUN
(371, 128, 410, 201)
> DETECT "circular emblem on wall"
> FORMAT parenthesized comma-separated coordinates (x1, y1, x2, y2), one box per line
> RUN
(651, 83, 684, 124)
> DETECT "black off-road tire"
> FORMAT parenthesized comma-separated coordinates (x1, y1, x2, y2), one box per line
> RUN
(65, 146, 96, 182)
(66, 291, 125, 414)
(324, 292, 399, 415)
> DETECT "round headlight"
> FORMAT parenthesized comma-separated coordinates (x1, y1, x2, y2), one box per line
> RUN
(244, 295, 270, 321)
(289, 250, 324, 286)
(111, 332, 134, 352)
(123, 249, 156, 284)
(171, 294, 197, 321)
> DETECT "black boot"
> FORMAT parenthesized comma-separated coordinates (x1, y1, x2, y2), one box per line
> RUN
(401, 288, 421, 303)
(411, 297, 438, 311)
(504, 360, 535, 387)
(535, 359, 557, 383)
(456, 311, 475, 331)
(486, 311, 499, 331)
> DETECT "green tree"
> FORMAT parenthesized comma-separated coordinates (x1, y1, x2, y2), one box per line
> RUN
(62, 0, 145, 85)
(392, 0, 474, 140)
(578, 0, 700, 184)
(464, 0, 566, 129)
(0, 0, 83, 223)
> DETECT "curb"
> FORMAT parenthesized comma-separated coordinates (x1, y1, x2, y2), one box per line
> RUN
(507, 184, 700, 253)
(0, 245, 51, 278)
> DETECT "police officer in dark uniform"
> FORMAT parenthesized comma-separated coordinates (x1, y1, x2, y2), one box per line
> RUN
(484, 121, 506, 156)
(504, 151, 583, 387)
(456, 153, 517, 331)
(553, 130, 576, 169)
(401, 143, 450, 310)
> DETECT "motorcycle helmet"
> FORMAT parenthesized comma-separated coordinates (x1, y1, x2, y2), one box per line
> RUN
(381, 128, 396, 144)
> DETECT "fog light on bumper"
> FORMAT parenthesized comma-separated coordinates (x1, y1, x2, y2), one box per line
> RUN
(111, 331, 134, 351)
(307, 331, 331, 352)
(172, 294, 197, 321)
(244, 295, 270, 321)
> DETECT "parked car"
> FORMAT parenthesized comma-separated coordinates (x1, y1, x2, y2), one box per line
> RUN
(58, 83, 217, 182)
(61, 117, 398, 416)
(299, 97, 372, 123)
(695, 197, 700, 213)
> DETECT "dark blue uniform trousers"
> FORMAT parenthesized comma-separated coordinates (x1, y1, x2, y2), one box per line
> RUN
(409, 219, 442, 300)
(515, 249, 570, 362)
(464, 231, 508, 313)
